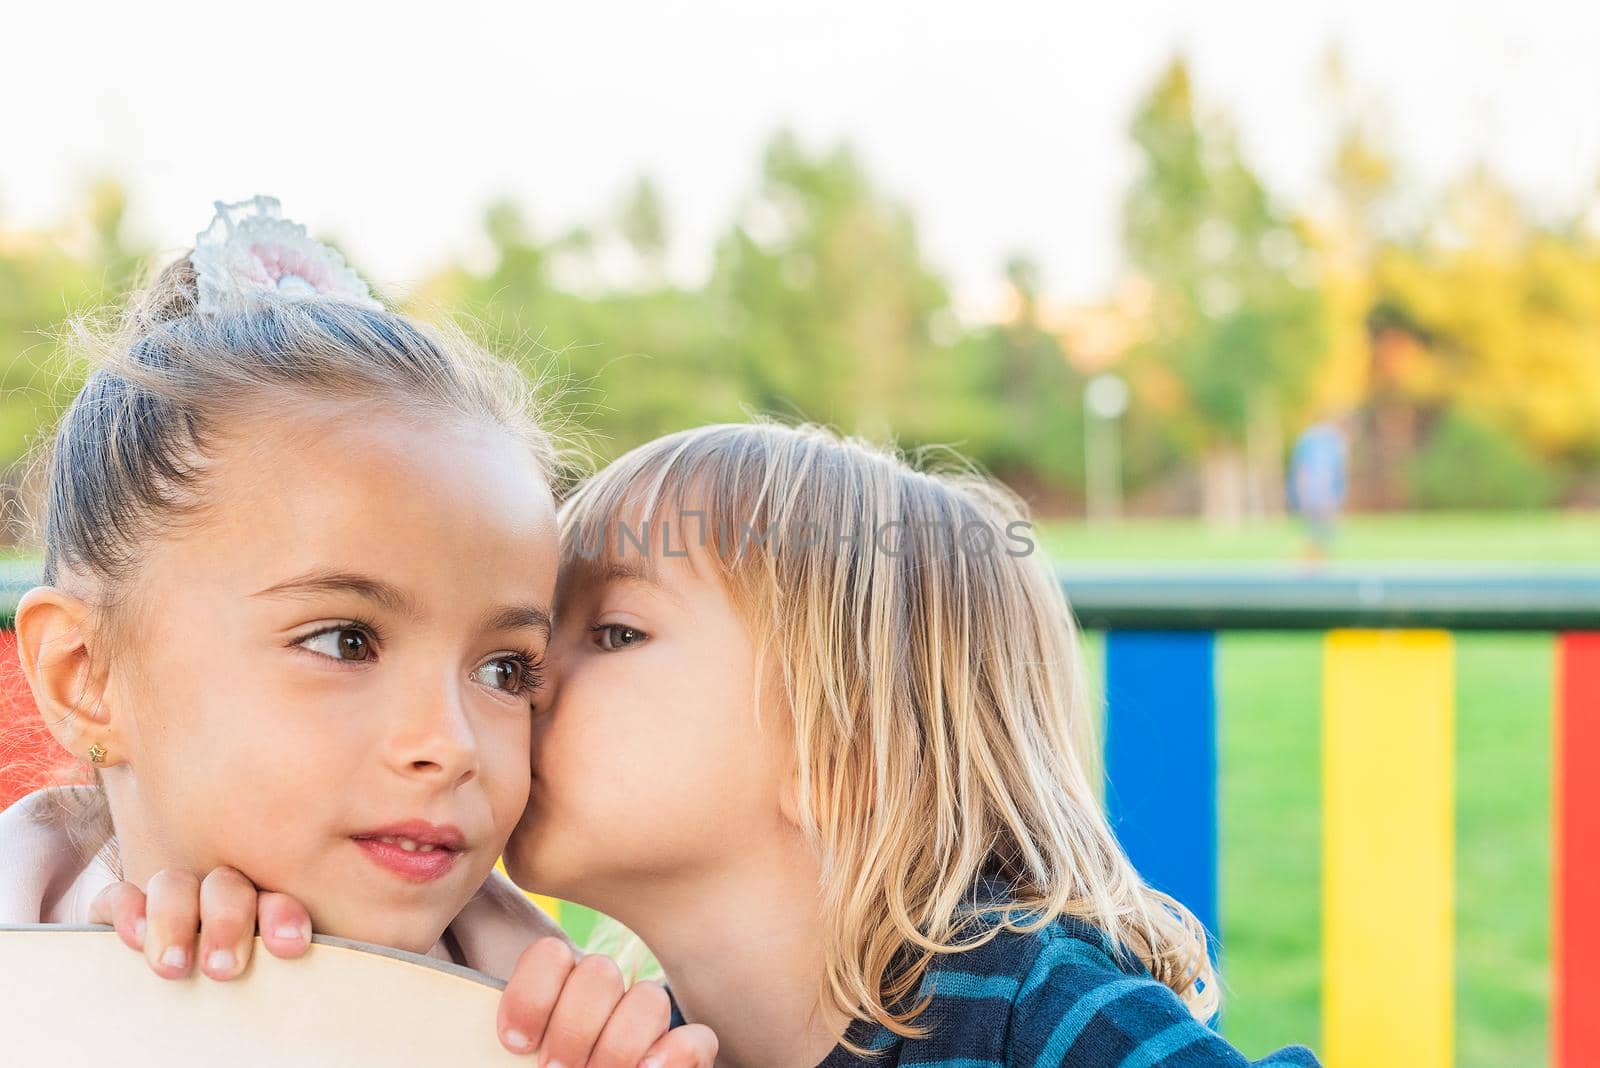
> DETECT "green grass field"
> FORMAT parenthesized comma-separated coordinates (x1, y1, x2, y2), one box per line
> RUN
(1041, 511, 1590, 1067)
(1036, 509, 1600, 564)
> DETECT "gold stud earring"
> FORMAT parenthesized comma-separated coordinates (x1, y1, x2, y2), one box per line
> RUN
(87, 743, 107, 765)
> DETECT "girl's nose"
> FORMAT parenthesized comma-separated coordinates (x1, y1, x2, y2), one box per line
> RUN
(384, 680, 479, 785)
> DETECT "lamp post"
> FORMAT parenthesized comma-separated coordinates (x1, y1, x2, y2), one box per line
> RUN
(1084, 372, 1129, 524)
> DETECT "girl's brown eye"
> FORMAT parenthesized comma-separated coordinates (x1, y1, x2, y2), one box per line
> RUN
(474, 658, 523, 692)
(471, 655, 542, 696)
(338, 630, 370, 661)
(300, 627, 375, 662)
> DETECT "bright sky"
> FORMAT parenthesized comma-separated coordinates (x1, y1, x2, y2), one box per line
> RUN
(5, 1, 1598, 312)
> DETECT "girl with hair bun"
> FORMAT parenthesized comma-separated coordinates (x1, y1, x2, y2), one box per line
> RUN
(0, 197, 714, 1065)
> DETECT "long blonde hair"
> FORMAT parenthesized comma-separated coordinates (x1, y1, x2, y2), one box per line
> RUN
(558, 419, 1217, 1041)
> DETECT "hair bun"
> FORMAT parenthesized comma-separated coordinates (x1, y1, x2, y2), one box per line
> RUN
(189, 196, 380, 315)
(131, 255, 202, 327)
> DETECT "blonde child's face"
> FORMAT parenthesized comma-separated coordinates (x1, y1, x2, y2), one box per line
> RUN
(504, 508, 793, 902)
(103, 406, 557, 953)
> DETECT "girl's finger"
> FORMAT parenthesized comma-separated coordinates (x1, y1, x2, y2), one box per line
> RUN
(497, 936, 578, 1055)
(586, 978, 670, 1068)
(86, 881, 148, 952)
(197, 866, 258, 980)
(142, 868, 201, 978)
(639, 1023, 719, 1068)
(256, 891, 313, 959)
(539, 952, 626, 1068)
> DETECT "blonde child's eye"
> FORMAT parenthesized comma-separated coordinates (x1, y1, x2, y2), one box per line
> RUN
(299, 627, 374, 662)
(591, 623, 645, 651)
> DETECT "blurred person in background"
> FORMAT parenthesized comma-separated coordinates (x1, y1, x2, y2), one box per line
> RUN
(1288, 416, 1349, 563)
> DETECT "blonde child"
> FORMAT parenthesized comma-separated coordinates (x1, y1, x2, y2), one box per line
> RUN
(487, 420, 1322, 1066)
(0, 197, 713, 1066)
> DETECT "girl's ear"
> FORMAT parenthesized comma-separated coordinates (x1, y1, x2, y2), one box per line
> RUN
(13, 586, 118, 764)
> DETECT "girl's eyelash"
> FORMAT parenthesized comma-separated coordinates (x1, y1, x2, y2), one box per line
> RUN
(293, 616, 387, 650)
(292, 622, 545, 698)
(494, 650, 547, 698)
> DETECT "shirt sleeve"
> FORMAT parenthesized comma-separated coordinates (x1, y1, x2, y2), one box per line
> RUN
(1006, 930, 1322, 1068)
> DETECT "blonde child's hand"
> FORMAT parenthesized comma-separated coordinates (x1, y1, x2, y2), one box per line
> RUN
(86, 866, 312, 980)
(498, 937, 718, 1066)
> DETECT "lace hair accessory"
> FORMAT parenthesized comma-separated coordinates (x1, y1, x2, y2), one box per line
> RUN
(190, 195, 381, 316)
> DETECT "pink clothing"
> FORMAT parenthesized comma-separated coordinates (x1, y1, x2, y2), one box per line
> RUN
(0, 786, 562, 980)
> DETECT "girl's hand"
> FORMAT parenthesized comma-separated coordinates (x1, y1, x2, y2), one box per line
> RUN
(89, 869, 719, 1063)
(86, 866, 312, 980)
(498, 938, 718, 1066)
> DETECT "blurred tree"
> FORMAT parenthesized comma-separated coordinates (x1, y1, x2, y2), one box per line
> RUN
(1121, 58, 1327, 521)
(427, 193, 728, 473)
(963, 255, 1085, 498)
(1409, 409, 1558, 510)
(707, 130, 955, 443)
(1370, 166, 1600, 503)
(1310, 45, 1399, 418)
(619, 175, 669, 285)
(8, 98, 1595, 524)
(0, 179, 142, 472)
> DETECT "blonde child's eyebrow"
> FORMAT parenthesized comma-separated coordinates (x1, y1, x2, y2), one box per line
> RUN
(566, 556, 687, 609)
(593, 558, 660, 586)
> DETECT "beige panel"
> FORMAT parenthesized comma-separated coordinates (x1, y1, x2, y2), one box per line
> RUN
(0, 926, 524, 1065)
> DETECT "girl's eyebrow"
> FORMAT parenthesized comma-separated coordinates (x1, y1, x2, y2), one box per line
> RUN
(481, 604, 553, 638)
(253, 569, 552, 637)
(251, 568, 424, 621)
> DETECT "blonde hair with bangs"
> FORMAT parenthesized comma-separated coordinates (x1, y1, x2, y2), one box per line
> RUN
(558, 419, 1218, 1044)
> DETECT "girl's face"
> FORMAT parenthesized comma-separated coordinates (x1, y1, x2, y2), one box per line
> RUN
(504, 508, 793, 905)
(103, 406, 557, 953)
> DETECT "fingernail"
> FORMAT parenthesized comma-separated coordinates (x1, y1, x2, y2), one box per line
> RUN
(502, 1029, 531, 1052)
(273, 924, 306, 942)
(546, 1061, 566, 1068)
(160, 945, 188, 969)
(132, 917, 146, 945)
(206, 948, 235, 973)
(640, 1058, 664, 1068)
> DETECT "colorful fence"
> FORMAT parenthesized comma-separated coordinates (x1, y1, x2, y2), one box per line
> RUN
(2, 566, 1596, 1065)
(1070, 567, 1600, 1068)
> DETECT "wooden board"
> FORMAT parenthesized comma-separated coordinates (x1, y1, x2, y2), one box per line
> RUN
(0, 925, 524, 1065)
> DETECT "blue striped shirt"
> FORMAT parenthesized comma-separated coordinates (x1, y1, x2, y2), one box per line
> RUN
(668, 910, 1320, 1066)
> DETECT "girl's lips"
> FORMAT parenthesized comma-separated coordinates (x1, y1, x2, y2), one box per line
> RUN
(350, 820, 466, 882)
(352, 836, 463, 882)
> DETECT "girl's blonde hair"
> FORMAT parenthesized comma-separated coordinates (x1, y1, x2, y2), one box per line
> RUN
(558, 419, 1217, 1043)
